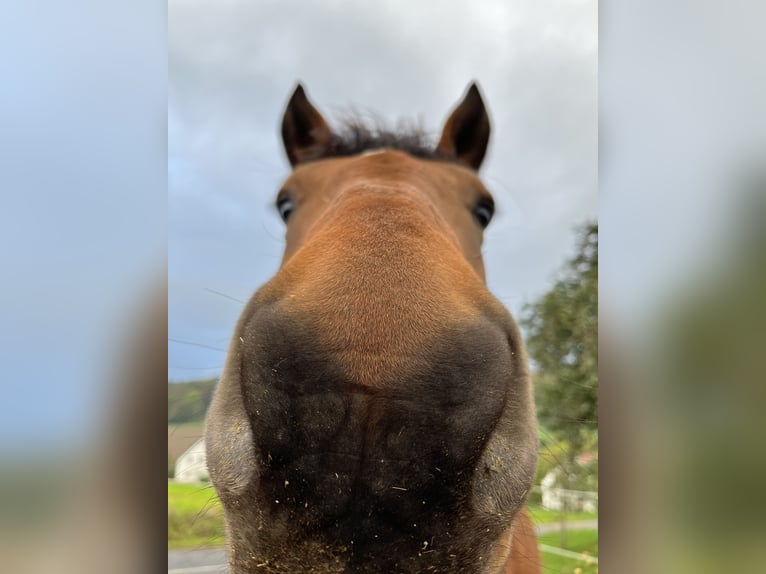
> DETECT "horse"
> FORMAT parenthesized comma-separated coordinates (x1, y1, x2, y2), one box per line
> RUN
(205, 83, 541, 574)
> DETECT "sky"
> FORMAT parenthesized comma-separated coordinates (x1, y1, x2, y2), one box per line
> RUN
(2, 2, 166, 450)
(599, 0, 766, 347)
(168, 0, 599, 381)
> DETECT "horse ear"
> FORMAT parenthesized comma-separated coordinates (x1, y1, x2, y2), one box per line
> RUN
(436, 82, 491, 170)
(281, 84, 334, 167)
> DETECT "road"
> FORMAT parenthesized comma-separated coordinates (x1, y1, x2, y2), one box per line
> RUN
(168, 520, 598, 573)
(168, 547, 227, 574)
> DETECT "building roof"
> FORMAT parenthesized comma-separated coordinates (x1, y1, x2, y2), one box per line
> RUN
(168, 424, 204, 462)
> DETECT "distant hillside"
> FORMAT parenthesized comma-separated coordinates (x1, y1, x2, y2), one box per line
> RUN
(168, 378, 218, 425)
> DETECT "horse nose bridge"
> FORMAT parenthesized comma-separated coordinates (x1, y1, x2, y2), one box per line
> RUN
(333, 180, 431, 213)
(335, 156, 434, 200)
(264, 272, 493, 392)
(237, 288, 515, 411)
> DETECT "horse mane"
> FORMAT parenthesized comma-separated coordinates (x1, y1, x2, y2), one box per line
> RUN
(324, 114, 450, 162)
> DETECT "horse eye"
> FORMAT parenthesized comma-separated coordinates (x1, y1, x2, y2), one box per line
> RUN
(473, 201, 494, 228)
(276, 197, 295, 222)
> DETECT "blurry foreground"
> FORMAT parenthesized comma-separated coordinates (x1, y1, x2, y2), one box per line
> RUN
(601, 1, 766, 571)
(605, 182, 766, 574)
(0, 284, 168, 574)
(0, 1, 167, 572)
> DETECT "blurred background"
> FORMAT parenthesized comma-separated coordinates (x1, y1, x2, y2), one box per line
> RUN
(1, 1, 764, 573)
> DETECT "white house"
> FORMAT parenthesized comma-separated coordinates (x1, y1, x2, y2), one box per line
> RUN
(540, 452, 598, 513)
(540, 469, 598, 513)
(174, 438, 210, 483)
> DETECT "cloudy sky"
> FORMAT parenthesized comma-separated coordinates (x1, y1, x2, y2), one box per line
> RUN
(169, 0, 598, 381)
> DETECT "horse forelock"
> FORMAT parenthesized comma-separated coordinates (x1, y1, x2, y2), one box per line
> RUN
(312, 116, 458, 164)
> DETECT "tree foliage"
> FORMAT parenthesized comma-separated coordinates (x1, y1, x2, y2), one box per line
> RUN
(521, 222, 598, 457)
(168, 378, 218, 425)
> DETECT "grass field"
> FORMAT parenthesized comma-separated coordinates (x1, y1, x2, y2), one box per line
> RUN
(167, 482, 225, 548)
(538, 528, 598, 573)
(526, 504, 597, 525)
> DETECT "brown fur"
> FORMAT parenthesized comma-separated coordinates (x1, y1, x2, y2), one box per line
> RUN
(206, 84, 540, 573)
(266, 151, 499, 386)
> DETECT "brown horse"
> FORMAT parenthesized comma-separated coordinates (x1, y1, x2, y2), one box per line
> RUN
(205, 83, 541, 574)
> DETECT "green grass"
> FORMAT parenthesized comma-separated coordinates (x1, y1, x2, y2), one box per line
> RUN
(539, 528, 598, 555)
(538, 528, 598, 574)
(526, 504, 597, 525)
(168, 482, 225, 549)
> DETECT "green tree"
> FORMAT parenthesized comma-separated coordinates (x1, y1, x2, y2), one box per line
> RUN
(521, 222, 598, 483)
(168, 378, 218, 424)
